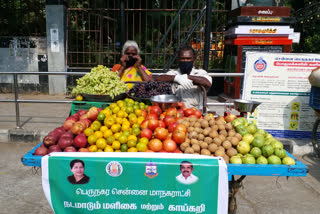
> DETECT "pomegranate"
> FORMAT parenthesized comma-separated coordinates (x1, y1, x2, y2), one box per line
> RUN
(163, 139, 177, 152)
(148, 139, 163, 152)
(154, 127, 169, 141)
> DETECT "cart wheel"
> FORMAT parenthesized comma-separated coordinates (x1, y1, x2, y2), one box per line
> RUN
(312, 118, 320, 157)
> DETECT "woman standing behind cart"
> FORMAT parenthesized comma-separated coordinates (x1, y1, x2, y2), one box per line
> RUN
(112, 40, 153, 88)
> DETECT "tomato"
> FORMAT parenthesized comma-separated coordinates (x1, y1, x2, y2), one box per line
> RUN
(193, 110, 202, 118)
(163, 139, 177, 152)
(154, 127, 169, 141)
(184, 108, 194, 117)
(148, 139, 163, 152)
(174, 124, 187, 133)
(163, 115, 175, 127)
(168, 122, 178, 133)
(172, 130, 186, 144)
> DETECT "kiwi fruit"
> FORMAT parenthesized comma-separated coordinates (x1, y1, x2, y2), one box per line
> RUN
(180, 142, 190, 151)
(184, 147, 194, 154)
(225, 123, 233, 131)
(208, 143, 218, 153)
(211, 125, 219, 131)
(213, 137, 222, 146)
(209, 130, 219, 139)
(192, 144, 201, 153)
(188, 131, 198, 139)
(204, 137, 213, 144)
(228, 130, 236, 137)
(218, 124, 226, 131)
(218, 134, 226, 142)
(182, 121, 190, 128)
(200, 142, 208, 149)
(226, 147, 238, 157)
(194, 127, 203, 134)
(230, 137, 240, 146)
(185, 138, 191, 144)
(194, 122, 201, 128)
(189, 117, 197, 123)
(216, 120, 225, 126)
(209, 119, 215, 126)
(187, 127, 195, 132)
(197, 134, 205, 141)
(215, 150, 225, 157)
(217, 146, 225, 152)
(222, 140, 232, 149)
(223, 155, 230, 163)
(201, 149, 211, 156)
(201, 120, 209, 129)
(219, 130, 228, 137)
(235, 133, 242, 141)
(190, 139, 199, 145)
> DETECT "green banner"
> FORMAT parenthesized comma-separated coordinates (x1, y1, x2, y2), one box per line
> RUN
(42, 153, 228, 213)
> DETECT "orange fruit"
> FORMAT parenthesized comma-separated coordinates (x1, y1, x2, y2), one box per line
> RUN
(112, 141, 121, 150)
(76, 95, 83, 101)
(104, 146, 114, 152)
(94, 131, 104, 139)
(84, 128, 94, 136)
(128, 147, 138, 152)
(96, 138, 107, 149)
(89, 145, 98, 152)
(88, 135, 97, 145)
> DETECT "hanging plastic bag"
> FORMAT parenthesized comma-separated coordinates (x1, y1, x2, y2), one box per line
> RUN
(309, 67, 320, 87)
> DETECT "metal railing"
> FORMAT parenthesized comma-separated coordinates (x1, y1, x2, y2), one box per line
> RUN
(0, 71, 243, 128)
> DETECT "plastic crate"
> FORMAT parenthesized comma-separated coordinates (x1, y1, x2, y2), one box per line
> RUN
(309, 86, 320, 110)
(71, 101, 110, 115)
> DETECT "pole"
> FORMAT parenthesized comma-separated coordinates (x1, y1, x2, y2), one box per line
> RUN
(13, 73, 21, 129)
(203, 0, 213, 71)
(120, 0, 126, 49)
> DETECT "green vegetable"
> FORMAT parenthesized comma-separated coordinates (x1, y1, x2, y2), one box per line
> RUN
(71, 65, 129, 99)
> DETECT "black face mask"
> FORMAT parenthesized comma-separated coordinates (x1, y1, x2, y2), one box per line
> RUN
(179, 61, 193, 74)
(126, 56, 137, 67)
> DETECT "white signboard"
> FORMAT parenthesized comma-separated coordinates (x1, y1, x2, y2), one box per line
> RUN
(50, 28, 60, 53)
(226, 25, 294, 36)
(242, 52, 320, 139)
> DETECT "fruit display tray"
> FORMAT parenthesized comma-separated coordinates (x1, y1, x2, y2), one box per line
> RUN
(21, 143, 308, 181)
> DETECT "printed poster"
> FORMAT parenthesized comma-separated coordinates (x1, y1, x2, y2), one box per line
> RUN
(42, 152, 228, 214)
(243, 52, 320, 138)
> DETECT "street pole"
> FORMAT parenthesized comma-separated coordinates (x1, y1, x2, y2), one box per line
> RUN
(120, 0, 126, 49)
(203, 0, 213, 71)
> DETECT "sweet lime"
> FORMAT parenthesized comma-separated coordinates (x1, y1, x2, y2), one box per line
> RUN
(97, 112, 106, 121)
(120, 144, 128, 152)
(136, 142, 147, 152)
(118, 135, 128, 144)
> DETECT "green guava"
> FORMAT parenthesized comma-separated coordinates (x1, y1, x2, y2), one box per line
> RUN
(282, 157, 296, 165)
(251, 135, 265, 148)
(250, 147, 262, 158)
(262, 144, 274, 157)
(268, 155, 282, 164)
(256, 156, 268, 164)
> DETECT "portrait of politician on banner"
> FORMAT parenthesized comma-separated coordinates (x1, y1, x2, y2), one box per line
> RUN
(176, 161, 199, 185)
(67, 159, 90, 185)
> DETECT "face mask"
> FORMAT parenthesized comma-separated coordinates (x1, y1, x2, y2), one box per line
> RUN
(179, 61, 193, 74)
(126, 56, 137, 67)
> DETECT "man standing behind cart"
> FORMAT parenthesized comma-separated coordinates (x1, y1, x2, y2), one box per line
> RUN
(156, 46, 212, 111)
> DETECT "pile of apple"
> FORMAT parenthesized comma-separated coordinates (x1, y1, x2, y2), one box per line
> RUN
(34, 107, 101, 155)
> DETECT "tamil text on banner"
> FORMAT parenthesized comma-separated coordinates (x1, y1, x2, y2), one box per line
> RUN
(42, 152, 228, 214)
(242, 52, 320, 138)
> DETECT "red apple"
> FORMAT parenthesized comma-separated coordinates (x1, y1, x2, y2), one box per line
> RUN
(73, 134, 88, 148)
(58, 136, 73, 150)
(97, 107, 103, 112)
(64, 146, 77, 152)
(80, 113, 89, 120)
(87, 107, 99, 121)
(163, 115, 175, 127)
(66, 115, 78, 122)
(43, 135, 58, 147)
(141, 128, 153, 140)
(71, 121, 86, 135)
(48, 145, 62, 153)
(63, 119, 76, 131)
(77, 110, 88, 116)
(79, 118, 92, 129)
(148, 119, 159, 131)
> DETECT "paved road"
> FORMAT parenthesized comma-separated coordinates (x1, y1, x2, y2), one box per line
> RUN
(1, 142, 320, 214)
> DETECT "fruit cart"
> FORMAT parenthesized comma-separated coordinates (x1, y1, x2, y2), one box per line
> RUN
(21, 82, 308, 213)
